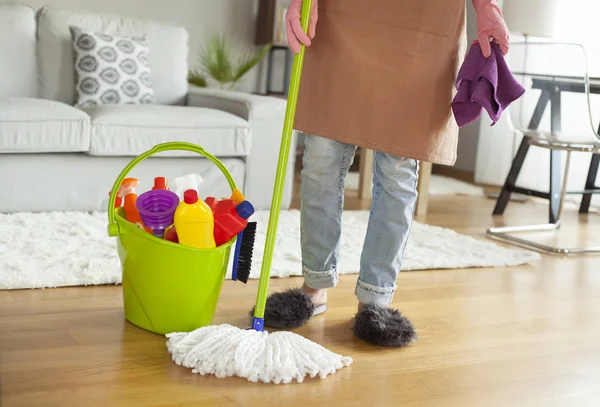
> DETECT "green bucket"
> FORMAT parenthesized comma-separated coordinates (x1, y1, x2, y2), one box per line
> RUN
(107, 142, 238, 335)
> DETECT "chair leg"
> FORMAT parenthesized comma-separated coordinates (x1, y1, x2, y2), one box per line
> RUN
(580, 153, 600, 213)
(487, 151, 600, 255)
(548, 88, 562, 224)
(493, 137, 531, 216)
(549, 149, 562, 224)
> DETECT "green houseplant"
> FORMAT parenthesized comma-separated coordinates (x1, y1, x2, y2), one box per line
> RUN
(189, 35, 271, 90)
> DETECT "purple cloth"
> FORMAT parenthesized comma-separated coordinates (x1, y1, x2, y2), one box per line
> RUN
(452, 42, 525, 128)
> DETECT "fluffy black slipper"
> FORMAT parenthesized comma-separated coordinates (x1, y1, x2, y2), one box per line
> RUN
(250, 288, 315, 329)
(353, 304, 417, 347)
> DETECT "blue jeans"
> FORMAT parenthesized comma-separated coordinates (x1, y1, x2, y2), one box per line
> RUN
(300, 134, 419, 306)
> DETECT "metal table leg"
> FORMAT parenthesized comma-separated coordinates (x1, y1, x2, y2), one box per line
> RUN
(493, 138, 531, 215)
(493, 91, 551, 216)
(580, 153, 600, 213)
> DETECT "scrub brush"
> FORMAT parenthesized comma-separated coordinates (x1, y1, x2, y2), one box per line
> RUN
(230, 188, 256, 284)
(231, 221, 256, 283)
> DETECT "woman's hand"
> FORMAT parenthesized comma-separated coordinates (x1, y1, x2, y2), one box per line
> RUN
(472, 0, 510, 58)
(286, 0, 318, 54)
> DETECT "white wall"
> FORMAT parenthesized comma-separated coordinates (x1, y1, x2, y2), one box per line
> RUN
(24, 0, 263, 92)
(453, 2, 481, 172)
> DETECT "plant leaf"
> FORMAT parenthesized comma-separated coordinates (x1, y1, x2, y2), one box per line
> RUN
(200, 35, 234, 85)
(187, 69, 207, 87)
(233, 44, 271, 83)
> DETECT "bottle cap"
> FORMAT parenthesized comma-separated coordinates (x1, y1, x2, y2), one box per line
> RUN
(184, 189, 199, 204)
(235, 200, 255, 220)
(152, 177, 168, 190)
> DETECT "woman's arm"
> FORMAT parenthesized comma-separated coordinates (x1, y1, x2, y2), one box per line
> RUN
(286, 0, 319, 54)
(472, 0, 510, 57)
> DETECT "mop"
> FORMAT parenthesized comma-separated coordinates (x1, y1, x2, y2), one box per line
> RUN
(166, 0, 353, 384)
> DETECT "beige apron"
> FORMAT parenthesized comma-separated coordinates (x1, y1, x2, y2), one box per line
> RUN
(294, 0, 467, 166)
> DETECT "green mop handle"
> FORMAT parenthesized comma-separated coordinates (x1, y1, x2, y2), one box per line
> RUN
(252, 0, 313, 327)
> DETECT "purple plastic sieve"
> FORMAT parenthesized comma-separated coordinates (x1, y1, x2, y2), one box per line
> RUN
(136, 190, 180, 233)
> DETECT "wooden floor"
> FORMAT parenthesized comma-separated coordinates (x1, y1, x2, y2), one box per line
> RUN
(2, 182, 600, 406)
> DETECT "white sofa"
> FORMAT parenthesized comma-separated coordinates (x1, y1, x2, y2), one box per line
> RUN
(0, 2, 296, 213)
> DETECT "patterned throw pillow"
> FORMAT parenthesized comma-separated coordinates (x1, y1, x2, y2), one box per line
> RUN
(70, 26, 156, 107)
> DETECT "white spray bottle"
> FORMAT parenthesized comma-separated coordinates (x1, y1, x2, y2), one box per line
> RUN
(173, 173, 204, 201)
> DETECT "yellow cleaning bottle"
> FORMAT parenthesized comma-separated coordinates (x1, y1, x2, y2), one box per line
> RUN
(174, 189, 216, 249)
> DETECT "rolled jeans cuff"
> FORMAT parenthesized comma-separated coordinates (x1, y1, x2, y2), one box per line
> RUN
(302, 266, 339, 289)
(355, 278, 396, 306)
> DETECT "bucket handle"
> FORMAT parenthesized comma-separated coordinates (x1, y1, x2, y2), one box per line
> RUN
(107, 141, 237, 237)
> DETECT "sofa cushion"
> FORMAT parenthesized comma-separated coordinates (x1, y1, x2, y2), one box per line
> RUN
(70, 26, 156, 107)
(0, 98, 90, 153)
(83, 104, 251, 157)
(0, 3, 37, 97)
(37, 5, 188, 106)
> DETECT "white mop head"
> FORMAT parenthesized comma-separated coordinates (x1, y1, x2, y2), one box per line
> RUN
(166, 324, 353, 384)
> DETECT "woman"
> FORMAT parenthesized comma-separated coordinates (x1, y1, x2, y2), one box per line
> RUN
(258, 0, 510, 347)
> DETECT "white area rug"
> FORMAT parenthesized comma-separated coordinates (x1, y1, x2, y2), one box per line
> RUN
(0, 210, 539, 290)
(427, 175, 484, 196)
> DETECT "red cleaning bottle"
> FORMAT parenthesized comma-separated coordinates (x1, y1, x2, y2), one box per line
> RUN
(164, 225, 178, 243)
(107, 177, 140, 208)
(123, 193, 151, 233)
(205, 198, 255, 246)
(152, 177, 169, 190)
